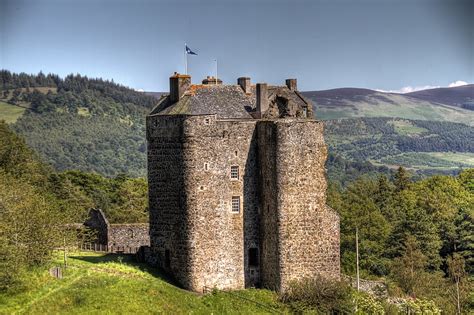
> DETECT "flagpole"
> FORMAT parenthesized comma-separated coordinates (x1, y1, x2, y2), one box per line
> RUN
(184, 43, 187, 75)
(215, 59, 218, 85)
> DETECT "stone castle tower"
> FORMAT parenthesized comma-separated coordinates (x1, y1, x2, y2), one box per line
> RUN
(146, 73, 340, 292)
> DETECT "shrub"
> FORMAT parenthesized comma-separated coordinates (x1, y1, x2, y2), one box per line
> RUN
(398, 298, 441, 315)
(352, 291, 384, 315)
(279, 276, 353, 314)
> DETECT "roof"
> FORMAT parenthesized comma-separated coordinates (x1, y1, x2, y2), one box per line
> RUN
(150, 82, 313, 119)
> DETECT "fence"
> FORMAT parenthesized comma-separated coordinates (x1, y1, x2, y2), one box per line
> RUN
(79, 242, 141, 254)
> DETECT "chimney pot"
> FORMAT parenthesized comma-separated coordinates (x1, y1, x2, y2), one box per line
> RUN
(238, 77, 251, 94)
(286, 78, 297, 91)
(256, 83, 268, 118)
(170, 73, 191, 103)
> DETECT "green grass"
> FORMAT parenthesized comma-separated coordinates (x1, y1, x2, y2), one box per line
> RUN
(388, 120, 428, 136)
(0, 101, 26, 123)
(314, 92, 474, 126)
(0, 252, 287, 314)
(377, 152, 474, 170)
(77, 107, 91, 117)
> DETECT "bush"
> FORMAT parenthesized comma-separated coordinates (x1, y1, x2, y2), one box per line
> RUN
(398, 298, 441, 315)
(279, 276, 353, 314)
(352, 291, 384, 314)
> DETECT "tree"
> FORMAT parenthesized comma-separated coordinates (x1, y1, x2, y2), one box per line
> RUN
(391, 236, 428, 298)
(393, 166, 410, 192)
(447, 254, 468, 314)
(387, 190, 442, 270)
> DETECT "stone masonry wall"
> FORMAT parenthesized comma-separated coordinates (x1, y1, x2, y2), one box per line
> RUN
(258, 120, 340, 291)
(108, 224, 150, 250)
(257, 121, 281, 290)
(274, 120, 340, 290)
(147, 114, 340, 293)
(182, 115, 259, 291)
(146, 114, 193, 287)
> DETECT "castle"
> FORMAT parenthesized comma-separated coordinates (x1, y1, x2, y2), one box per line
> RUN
(146, 73, 340, 292)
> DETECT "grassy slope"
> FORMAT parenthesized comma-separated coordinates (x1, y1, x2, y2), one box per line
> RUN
(0, 102, 26, 123)
(0, 252, 287, 315)
(311, 92, 474, 126)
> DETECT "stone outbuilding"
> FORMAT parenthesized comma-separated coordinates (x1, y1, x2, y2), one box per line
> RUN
(146, 73, 340, 292)
(83, 208, 150, 253)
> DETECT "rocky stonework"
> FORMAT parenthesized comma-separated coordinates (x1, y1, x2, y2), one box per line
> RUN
(108, 224, 150, 250)
(147, 115, 340, 292)
(146, 75, 339, 293)
(83, 209, 149, 253)
(258, 120, 340, 291)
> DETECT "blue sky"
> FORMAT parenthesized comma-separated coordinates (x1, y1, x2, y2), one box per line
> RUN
(1, 0, 472, 92)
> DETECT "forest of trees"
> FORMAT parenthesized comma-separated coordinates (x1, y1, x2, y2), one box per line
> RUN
(2, 71, 472, 181)
(1, 70, 157, 177)
(0, 122, 147, 291)
(327, 167, 473, 313)
(325, 117, 474, 161)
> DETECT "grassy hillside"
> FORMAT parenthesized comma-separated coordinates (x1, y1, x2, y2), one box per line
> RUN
(303, 88, 474, 125)
(1, 71, 155, 177)
(0, 252, 286, 314)
(325, 117, 474, 174)
(1, 71, 472, 180)
(407, 84, 474, 109)
(0, 101, 26, 123)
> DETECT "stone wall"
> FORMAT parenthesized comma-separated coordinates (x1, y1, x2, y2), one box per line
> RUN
(84, 209, 109, 245)
(83, 208, 150, 253)
(258, 120, 340, 291)
(147, 114, 340, 292)
(146, 114, 191, 286)
(108, 224, 150, 250)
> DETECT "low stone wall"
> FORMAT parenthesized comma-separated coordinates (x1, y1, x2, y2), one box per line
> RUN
(108, 224, 150, 249)
(82, 209, 150, 253)
(344, 275, 387, 298)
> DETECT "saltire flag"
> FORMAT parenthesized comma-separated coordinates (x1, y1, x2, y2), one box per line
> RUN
(185, 45, 197, 55)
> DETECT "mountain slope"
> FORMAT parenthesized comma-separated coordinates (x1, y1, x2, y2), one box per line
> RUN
(406, 84, 474, 109)
(302, 88, 474, 124)
(0, 70, 156, 177)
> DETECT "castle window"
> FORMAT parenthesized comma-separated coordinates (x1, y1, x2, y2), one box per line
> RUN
(230, 166, 239, 180)
(231, 196, 240, 213)
(204, 163, 209, 170)
(234, 150, 238, 157)
(303, 107, 308, 118)
(204, 118, 210, 125)
(248, 248, 259, 267)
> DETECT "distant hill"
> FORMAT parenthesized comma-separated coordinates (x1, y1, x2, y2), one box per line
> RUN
(1, 70, 472, 181)
(302, 87, 474, 124)
(406, 84, 474, 110)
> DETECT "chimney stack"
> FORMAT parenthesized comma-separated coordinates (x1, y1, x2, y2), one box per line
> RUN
(256, 83, 268, 117)
(237, 77, 251, 94)
(170, 72, 191, 103)
(286, 78, 297, 91)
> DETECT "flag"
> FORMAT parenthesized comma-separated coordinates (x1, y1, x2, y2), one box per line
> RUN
(185, 45, 197, 55)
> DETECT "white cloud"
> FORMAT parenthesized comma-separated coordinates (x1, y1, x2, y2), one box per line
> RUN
(448, 80, 468, 88)
(135, 88, 145, 92)
(376, 80, 469, 94)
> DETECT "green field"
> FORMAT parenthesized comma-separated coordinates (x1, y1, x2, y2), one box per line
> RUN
(0, 101, 26, 123)
(313, 92, 474, 126)
(388, 120, 428, 136)
(377, 152, 474, 170)
(0, 252, 287, 315)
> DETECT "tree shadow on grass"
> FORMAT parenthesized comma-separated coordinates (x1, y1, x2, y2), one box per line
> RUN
(69, 253, 179, 287)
